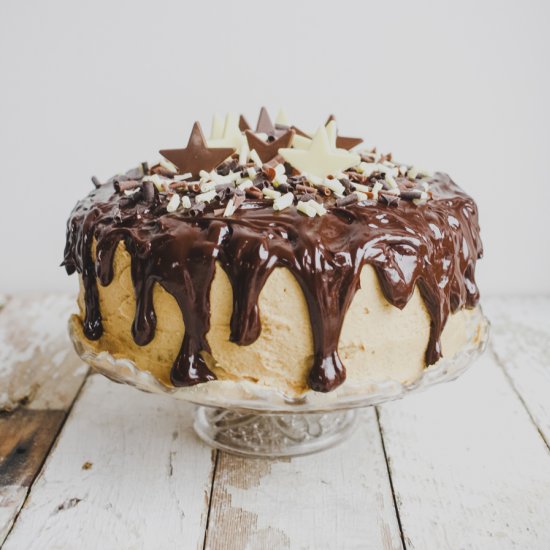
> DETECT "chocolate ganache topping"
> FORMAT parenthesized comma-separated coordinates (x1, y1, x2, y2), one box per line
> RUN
(63, 111, 482, 392)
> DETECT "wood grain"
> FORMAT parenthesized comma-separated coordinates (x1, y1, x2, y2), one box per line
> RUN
(0, 294, 87, 412)
(0, 409, 65, 544)
(485, 296, 550, 448)
(378, 352, 550, 550)
(0, 293, 88, 546)
(2, 375, 216, 550)
(205, 409, 404, 550)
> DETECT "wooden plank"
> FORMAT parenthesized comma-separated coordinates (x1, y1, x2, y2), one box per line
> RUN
(484, 296, 550, 447)
(378, 351, 550, 550)
(0, 409, 65, 543)
(0, 293, 87, 412)
(2, 374, 216, 550)
(204, 409, 403, 550)
(0, 293, 88, 546)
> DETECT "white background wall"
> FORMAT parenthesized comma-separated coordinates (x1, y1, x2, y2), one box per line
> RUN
(1, 0, 548, 295)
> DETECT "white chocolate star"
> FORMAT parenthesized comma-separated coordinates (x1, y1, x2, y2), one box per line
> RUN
(279, 126, 360, 178)
(275, 108, 289, 126)
(325, 120, 338, 147)
(209, 114, 225, 140)
(208, 113, 246, 153)
(292, 134, 312, 150)
(293, 120, 338, 150)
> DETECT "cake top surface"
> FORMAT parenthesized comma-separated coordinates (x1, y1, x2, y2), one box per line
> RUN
(64, 108, 483, 393)
(92, 108, 435, 219)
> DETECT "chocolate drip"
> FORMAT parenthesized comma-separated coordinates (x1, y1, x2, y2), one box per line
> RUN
(63, 173, 482, 392)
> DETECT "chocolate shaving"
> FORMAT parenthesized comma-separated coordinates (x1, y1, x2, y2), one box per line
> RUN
(276, 183, 291, 193)
(288, 175, 307, 185)
(189, 202, 206, 216)
(296, 184, 318, 195)
(380, 193, 400, 206)
(339, 178, 352, 191)
(115, 180, 140, 193)
(150, 165, 174, 177)
(216, 164, 230, 176)
(261, 165, 276, 181)
(336, 193, 360, 207)
(169, 181, 189, 191)
(400, 190, 423, 200)
(245, 186, 263, 200)
(91, 176, 102, 189)
(141, 180, 156, 204)
(216, 185, 235, 201)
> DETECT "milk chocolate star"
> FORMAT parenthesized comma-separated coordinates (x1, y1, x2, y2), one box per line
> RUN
(239, 114, 251, 132)
(245, 128, 295, 163)
(256, 107, 276, 135)
(325, 115, 363, 150)
(160, 122, 235, 177)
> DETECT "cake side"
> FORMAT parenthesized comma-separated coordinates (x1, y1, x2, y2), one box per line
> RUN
(70, 244, 474, 396)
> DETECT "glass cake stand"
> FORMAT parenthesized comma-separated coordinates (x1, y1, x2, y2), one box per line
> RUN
(69, 307, 489, 458)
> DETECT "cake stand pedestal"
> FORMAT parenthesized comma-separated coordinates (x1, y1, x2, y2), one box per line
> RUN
(193, 407, 358, 457)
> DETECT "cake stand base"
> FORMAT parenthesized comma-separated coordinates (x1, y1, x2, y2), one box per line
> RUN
(193, 406, 358, 458)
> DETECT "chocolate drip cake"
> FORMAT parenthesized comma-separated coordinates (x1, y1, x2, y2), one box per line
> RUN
(64, 109, 483, 397)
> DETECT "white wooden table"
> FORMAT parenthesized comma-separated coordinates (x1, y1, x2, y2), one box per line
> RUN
(1, 294, 549, 550)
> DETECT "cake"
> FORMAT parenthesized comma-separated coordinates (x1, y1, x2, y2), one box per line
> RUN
(64, 108, 484, 398)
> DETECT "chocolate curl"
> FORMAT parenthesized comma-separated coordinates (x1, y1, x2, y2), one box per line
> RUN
(245, 186, 263, 200)
(115, 180, 140, 193)
(169, 181, 190, 191)
(379, 193, 400, 206)
(295, 184, 318, 195)
(261, 165, 276, 181)
(151, 165, 175, 178)
(336, 193, 360, 207)
(142, 180, 156, 204)
(400, 190, 424, 200)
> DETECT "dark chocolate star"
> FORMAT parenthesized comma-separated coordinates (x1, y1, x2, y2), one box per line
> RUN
(325, 115, 363, 150)
(160, 122, 235, 177)
(245, 129, 295, 163)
